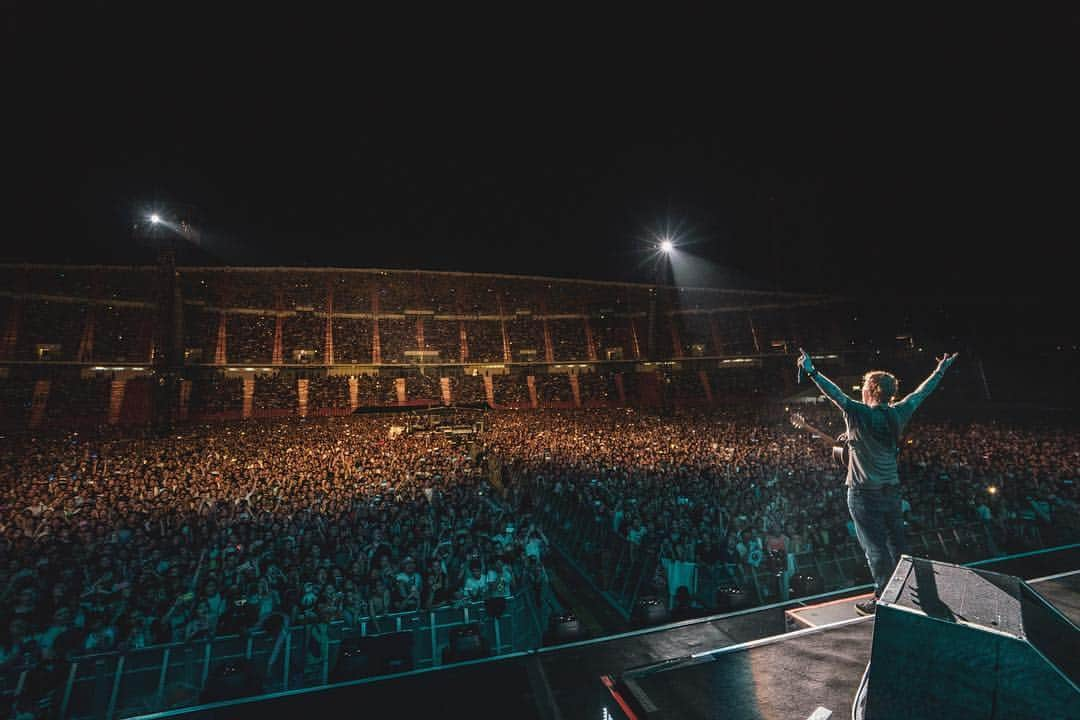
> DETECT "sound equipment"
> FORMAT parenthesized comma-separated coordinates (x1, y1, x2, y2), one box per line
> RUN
(549, 613, 588, 642)
(331, 637, 379, 681)
(444, 623, 489, 663)
(200, 658, 262, 702)
(865, 555, 1078, 720)
(484, 595, 507, 619)
(331, 632, 415, 682)
(789, 572, 825, 598)
(716, 585, 752, 612)
(633, 597, 671, 627)
(379, 631, 415, 674)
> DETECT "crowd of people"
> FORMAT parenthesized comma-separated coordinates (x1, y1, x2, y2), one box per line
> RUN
(421, 319, 460, 361)
(280, 315, 323, 361)
(547, 319, 589, 361)
(3, 401, 1075, 679)
(407, 373, 441, 403)
(491, 375, 528, 406)
(533, 374, 572, 405)
(0, 416, 552, 678)
(43, 379, 109, 425)
(228, 314, 276, 365)
(577, 372, 618, 406)
(376, 318, 415, 364)
(189, 377, 242, 416)
(482, 406, 1079, 578)
(18, 302, 85, 363)
(661, 370, 707, 401)
(331, 317, 373, 364)
(252, 375, 295, 411)
(506, 318, 545, 360)
(453, 375, 487, 404)
(461, 320, 504, 363)
(308, 376, 349, 411)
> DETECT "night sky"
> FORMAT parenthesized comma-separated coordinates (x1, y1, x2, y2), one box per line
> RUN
(4, 5, 1077, 303)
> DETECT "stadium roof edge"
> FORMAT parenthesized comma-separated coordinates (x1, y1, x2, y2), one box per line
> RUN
(0, 262, 837, 300)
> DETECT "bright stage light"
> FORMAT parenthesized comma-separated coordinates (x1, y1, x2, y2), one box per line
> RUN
(660, 238, 674, 253)
(150, 214, 161, 225)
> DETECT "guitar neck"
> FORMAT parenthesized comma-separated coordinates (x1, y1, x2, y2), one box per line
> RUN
(791, 415, 848, 469)
(794, 419, 835, 446)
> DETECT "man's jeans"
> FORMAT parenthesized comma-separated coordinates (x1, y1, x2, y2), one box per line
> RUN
(847, 485, 908, 596)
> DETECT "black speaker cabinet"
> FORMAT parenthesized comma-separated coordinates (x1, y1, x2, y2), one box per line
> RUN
(331, 632, 415, 682)
(445, 623, 489, 663)
(200, 658, 263, 703)
(867, 555, 1078, 720)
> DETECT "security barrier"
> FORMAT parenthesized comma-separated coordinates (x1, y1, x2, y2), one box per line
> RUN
(2, 589, 547, 720)
(531, 478, 1077, 619)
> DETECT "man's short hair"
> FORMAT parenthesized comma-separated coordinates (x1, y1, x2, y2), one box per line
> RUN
(862, 371, 899, 404)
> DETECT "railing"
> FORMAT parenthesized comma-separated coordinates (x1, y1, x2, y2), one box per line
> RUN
(1, 589, 549, 720)
(532, 483, 662, 620)
(531, 479, 1080, 619)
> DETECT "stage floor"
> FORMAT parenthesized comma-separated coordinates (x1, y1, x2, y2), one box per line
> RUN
(612, 568, 1080, 720)
(620, 618, 874, 720)
(136, 546, 1080, 720)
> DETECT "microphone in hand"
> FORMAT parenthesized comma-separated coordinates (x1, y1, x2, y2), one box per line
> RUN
(796, 347, 813, 384)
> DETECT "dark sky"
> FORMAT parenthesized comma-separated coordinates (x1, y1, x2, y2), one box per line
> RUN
(4, 5, 1078, 302)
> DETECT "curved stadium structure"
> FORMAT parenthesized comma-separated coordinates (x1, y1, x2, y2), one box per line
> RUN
(0, 263, 858, 429)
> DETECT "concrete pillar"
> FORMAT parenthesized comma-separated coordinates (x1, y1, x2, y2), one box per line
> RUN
(29, 379, 50, 430)
(242, 377, 254, 419)
(179, 379, 192, 421)
(214, 313, 227, 365)
(348, 376, 359, 411)
(108, 378, 126, 425)
(297, 378, 309, 417)
(526, 375, 538, 408)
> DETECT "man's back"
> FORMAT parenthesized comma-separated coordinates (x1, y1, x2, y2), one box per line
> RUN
(844, 402, 902, 488)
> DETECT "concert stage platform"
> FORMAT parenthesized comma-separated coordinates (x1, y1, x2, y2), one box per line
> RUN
(135, 546, 1079, 720)
(614, 569, 1078, 720)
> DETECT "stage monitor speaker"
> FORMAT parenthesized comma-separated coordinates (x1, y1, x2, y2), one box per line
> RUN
(331, 632, 415, 681)
(789, 572, 824, 598)
(484, 596, 507, 619)
(716, 586, 752, 612)
(550, 613, 587, 642)
(331, 637, 379, 681)
(445, 623, 489, 663)
(866, 555, 1078, 720)
(200, 658, 262, 703)
(378, 630, 415, 674)
(633, 597, 671, 627)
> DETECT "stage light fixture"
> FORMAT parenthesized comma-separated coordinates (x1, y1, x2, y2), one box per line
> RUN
(660, 238, 674, 253)
(150, 214, 161, 224)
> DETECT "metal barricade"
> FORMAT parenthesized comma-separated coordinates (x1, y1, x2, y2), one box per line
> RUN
(2, 589, 548, 719)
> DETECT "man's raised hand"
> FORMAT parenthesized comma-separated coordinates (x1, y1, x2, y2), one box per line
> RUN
(936, 352, 959, 373)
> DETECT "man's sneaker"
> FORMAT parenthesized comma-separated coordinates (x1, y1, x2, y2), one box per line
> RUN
(855, 597, 877, 616)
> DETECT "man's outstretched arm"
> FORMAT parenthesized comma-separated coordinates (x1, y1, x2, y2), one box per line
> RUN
(797, 348, 852, 411)
(895, 352, 959, 413)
